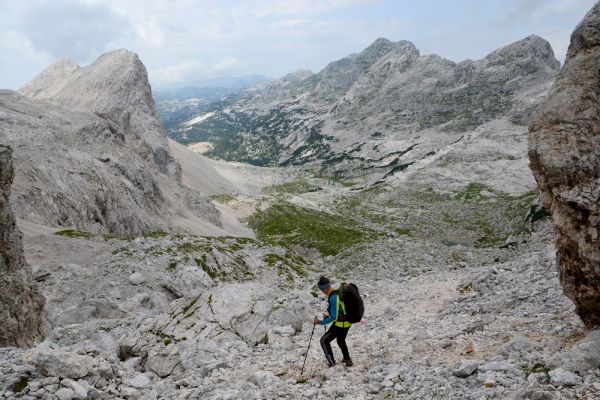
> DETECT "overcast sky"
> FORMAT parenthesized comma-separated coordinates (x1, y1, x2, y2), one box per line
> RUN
(0, 0, 596, 90)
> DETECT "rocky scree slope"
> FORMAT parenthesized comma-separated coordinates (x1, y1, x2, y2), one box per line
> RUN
(529, 2, 600, 327)
(168, 36, 559, 191)
(0, 50, 226, 236)
(0, 145, 44, 348)
(1, 215, 600, 399)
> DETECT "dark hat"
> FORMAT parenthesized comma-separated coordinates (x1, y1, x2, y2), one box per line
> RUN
(317, 276, 331, 290)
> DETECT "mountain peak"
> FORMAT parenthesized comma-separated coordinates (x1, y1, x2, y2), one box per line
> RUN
(484, 35, 560, 71)
(19, 49, 180, 178)
(358, 37, 417, 63)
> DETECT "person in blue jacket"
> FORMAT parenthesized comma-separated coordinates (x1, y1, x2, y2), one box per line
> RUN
(313, 276, 353, 367)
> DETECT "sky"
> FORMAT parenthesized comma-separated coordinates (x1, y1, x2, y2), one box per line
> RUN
(0, 0, 597, 90)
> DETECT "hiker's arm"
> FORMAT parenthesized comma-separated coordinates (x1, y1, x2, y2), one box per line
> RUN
(319, 294, 337, 325)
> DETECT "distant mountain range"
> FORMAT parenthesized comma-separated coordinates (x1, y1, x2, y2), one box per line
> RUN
(154, 74, 269, 137)
(160, 36, 560, 191)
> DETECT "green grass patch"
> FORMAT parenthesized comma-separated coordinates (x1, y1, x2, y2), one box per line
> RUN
(209, 193, 237, 204)
(195, 256, 218, 279)
(182, 298, 197, 315)
(248, 202, 377, 256)
(263, 251, 308, 281)
(112, 246, 133, 256)
(55, 229, 94, 238)
(394, 228, 412, 236)
(178, 241, 212, 253)
(264, 179, 320, 195)
(520, 362, 550, 378)
(167, 261, 178, 270)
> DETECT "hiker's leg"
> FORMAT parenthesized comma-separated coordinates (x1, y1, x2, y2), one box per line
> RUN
(320, 327, 336, 363)
(334, 326, 350, 361)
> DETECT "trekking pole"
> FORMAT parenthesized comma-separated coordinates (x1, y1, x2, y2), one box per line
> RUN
(300, 323, 316, 376)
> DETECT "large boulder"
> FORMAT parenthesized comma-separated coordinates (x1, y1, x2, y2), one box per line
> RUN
(528, 2, 600, 326)
(0, 145, 45, 347)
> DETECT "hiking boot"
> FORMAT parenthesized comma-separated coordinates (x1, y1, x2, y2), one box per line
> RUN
(343, 358, 353, 367)
(326, 355, 336, 367)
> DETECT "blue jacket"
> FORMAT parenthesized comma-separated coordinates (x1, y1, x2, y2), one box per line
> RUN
(320, 292, 345, 325)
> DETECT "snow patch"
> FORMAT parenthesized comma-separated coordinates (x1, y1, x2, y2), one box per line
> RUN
(184, 112, 215, 126)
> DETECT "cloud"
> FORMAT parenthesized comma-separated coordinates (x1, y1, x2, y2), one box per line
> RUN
(149, 57, 248, 88)
(505, 0, 546, 21)
(252, 0, 380, 17)
(213, 57, 247, 74)
(18, 0, 131, 63)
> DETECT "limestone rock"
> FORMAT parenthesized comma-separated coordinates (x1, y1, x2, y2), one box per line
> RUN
(549, 330, 600, 371)
(55, 387, 75, 400)
(26, 348, 93, 379)
(128, 272, 146, 285)
(53, 298, 125, 326)
(60, 378, 88, 399)
(0, 145, 45, 347)
(528, 2, 600, 326)
(548, 368, 583, 386)
(126, 373, 152, 389)
(452, 361, 478, 377)
(145, 352, 182, 378)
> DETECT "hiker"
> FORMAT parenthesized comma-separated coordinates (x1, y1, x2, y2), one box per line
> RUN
(313, 276, 353, 367)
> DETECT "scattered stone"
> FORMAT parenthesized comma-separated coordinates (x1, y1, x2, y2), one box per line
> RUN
(126, 373, 151, 389)
(249, 371, 277, 387)
(55, 387, 75, 400)
(26, 349, 93, 379)
(129, 272, 146, 285)
(479, 360, 513, 372)
(60, 378, 88, 399)
(453, 361, 478, 378)
(463, 342, 475, 354)
(549, 368, 583, 386)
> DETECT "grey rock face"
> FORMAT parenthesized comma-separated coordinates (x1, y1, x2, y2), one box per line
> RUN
(0, 145, 45, 347)
(20, 50, 180, 178)
(528, 2, 600, 326)
(1, 50, 224, 236)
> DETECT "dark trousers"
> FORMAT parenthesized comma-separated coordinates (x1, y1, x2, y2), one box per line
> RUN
(320, 324, 350, 363)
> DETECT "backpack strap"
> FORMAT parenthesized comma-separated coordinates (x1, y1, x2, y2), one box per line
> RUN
(334, 291, 351, 328)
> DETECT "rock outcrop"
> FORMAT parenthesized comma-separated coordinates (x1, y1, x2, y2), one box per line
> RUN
(529, 2, 600, 326)
(0, 145, 45, 347)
